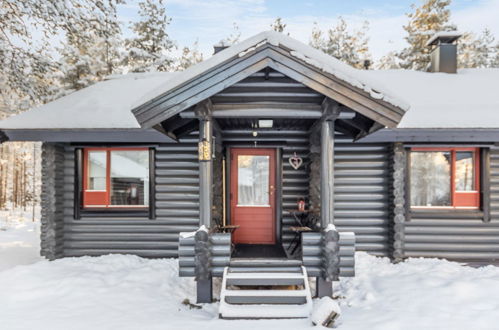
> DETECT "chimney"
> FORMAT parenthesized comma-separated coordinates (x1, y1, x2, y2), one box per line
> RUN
(213, 41, 229, 54)
(426, 32, 462, 73)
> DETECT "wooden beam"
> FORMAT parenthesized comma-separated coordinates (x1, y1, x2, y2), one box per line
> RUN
(173, 120, 199, 139)
(309, 97, 341, 134)
(180, 102, 323, 119)
(135, 50, 273, 128)
(264, 46, 402, 127)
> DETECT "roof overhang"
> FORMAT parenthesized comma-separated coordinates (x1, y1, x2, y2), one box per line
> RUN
(132, 31, 407, 130)
(0, 129, 174, 143)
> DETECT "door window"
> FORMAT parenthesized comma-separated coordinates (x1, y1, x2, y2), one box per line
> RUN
(237, 155, 270, 206)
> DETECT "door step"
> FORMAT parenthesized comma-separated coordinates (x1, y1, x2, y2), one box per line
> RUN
(229, 258, 303, 273)
(219, 266, 313, 319)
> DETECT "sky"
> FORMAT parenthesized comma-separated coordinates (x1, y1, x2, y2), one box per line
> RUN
(118, 0, 499, 61)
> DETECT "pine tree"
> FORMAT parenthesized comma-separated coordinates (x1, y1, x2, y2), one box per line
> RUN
(377, 51, 400, 69)
(271, 18, 288, 35)
(220, 23, 242, 46)
(57, 5, 123, 94)
(124, 0, 175, 72)
(174, 41, 204, 71)
(397, 0, 456, 70)
(0, 0, 123, 103)
(310, 18, 371, 69)
(458, 29, 497, 69)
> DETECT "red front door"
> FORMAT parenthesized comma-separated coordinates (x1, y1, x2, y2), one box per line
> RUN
(230, 148, 276, 244)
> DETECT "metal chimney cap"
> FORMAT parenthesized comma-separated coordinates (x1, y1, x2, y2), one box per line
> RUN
(426, 31, 462, 47)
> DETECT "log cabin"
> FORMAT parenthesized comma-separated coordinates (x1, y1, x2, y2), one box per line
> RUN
(1, 31, 498, 318)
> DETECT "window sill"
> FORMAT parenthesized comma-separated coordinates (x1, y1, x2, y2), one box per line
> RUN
(409, 207, 483, 218)
(79, 208, 150, 218)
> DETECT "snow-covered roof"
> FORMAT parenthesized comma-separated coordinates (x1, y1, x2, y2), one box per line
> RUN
(133, 31, 409, 113)
(426, 31, 463, 46)
(0, 31, 498, 132)
(0, 72, 176, 129)
(362, 69, 499, 128)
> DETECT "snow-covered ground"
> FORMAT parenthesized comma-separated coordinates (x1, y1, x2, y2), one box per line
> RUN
(1, 220, 499, 330)
(0, 210, 41, 271)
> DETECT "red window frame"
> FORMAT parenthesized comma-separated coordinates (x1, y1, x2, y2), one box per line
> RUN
(411, 147, 480, 208)
(82, 147, 149, 209)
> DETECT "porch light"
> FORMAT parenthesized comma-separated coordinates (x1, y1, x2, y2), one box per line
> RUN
(258, 119, 273, 128)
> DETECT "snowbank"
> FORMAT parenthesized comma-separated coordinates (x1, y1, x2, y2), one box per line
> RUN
(0, 212, 41, 271)
(1, 251, 499, 329)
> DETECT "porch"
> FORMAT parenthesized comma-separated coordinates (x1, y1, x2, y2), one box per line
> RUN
(175, 67, 378, 305)
(129, 32, 405, 310)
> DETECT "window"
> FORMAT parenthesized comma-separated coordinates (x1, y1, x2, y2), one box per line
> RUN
(237, 155, 270, 206)
(83, 148, 150, 208)
(410, 148, 480, 208)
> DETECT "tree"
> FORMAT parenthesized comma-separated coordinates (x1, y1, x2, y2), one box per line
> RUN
(458, 29, 497, 69)
(174, 41, 203, 71)
(220, 23, 241, 46)
(57, 4, 124, 94)
(377, 51, 400, 69)
(271, 18, 288, 34)
(124, 0, 176, 72)
(0, 0, 123, 103)
(397, 0, 456, 70)
(310, 18, 371, 69)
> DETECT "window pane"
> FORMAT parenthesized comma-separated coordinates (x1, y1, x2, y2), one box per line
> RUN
(237, 155, 269, 206)
(87, 151, 107, 191)
(110, 150, 149, 206)
(455, 152, 475, 191)
(410, 152, 451, 207)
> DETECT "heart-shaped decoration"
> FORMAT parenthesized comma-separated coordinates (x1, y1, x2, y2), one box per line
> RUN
(289, 155, 303, 170)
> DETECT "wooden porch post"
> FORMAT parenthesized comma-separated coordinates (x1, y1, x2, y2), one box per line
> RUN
(320, 119, 335, 228)
(197, 101, 213, 303)
(199, 117, 213, 229)
(317, 119, 335, 298)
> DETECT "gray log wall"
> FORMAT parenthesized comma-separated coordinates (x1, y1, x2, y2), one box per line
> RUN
(42, 131, 392, 259)
(178, 232, 231, 277)
(398, 147, 499, 262)
(302, 231, 355, 277)
(62, 138, 200, 258)
(40, 143, 66, 260)
(44, 136, 499, 262)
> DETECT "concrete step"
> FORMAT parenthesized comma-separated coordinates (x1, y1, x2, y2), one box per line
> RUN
(224, 289, 308, 304)
(219, 266, 313, 319)
(219, 303, 311, 319)
(226, 271, 305, 286)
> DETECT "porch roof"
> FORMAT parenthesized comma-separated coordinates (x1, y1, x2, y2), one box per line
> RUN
(131, 31, 407, 129)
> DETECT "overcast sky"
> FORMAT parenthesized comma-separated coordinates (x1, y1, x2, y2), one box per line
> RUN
(117, 0, 499, 61)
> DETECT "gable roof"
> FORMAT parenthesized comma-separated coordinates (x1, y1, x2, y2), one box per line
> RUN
(0, 31, 499, 135)
(132, 31, 407, 128)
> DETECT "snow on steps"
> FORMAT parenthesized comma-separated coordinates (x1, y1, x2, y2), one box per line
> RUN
(219, 266, 313, 319)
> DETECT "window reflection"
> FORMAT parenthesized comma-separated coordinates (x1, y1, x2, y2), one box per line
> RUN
(410, 152, 451, 207)
(237, 155, 269, 206)
(88, 151, 106, 191)
(455, 152, 474, 191)
(110, 150, 149, 206)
